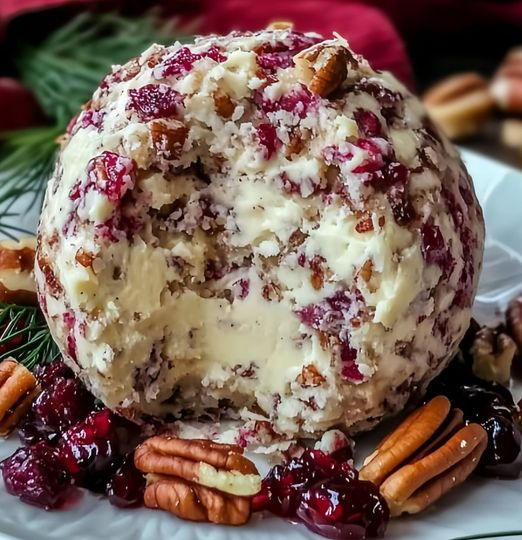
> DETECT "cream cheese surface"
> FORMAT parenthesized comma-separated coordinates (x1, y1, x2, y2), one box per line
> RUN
(36, 29, 485, 438)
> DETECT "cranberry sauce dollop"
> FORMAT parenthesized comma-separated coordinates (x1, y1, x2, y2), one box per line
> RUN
(252, 448, 389, 539)
(1, 359, 146, 510)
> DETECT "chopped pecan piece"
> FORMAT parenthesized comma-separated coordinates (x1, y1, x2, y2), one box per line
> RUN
(296, 364, 326, 387)
(470, 325, 517, 384)
(0, 238, 37, 305)
(296, 45, 354, 98)
(0, 358, 39, 437)
(213, 94, 235, 119)
(151, 120, 188, 160)
(75, 248, 96, 269)
(360, 396, 487, 516)
(135, 436, 260, 525)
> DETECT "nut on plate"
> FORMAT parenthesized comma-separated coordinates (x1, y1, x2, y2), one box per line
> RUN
(491, 47, 522, 113)
(360, 395, 487, 517)
(0, 358, 39, 437)
(0, 237, 37, 305)
(470, 325, 517, 384)
(507, 295, 522, 353)
(423, 73, 494, 139)
(135, 436, 261, 525)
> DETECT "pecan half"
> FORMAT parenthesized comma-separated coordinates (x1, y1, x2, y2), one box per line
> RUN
(360, 396, 487, 517)
(295, 45, 354, 98)
(135, 436, 260, 525)
(470, 325, 516, 384)
(0, 238, 37, 305)
(0, 358, 39, 437)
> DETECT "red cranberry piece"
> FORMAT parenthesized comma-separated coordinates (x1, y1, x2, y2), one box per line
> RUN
(59, 409, 118, 481)
(30, 377, 95, 443)
(353, 139, 385, 175)
(128, 84, 182, 121)
(87, 151, 137, 204)
(353, 109, 382, 137)
(233, 278, 250, 300)
(257, 123, 279, 159)
(106, 452, 145, 508)
(340, 344, 362, 382)
(204, 45, 226, 63)
(1, 443, 72, 510)
(157, 46, 225, 78)
(259, 86, 317, 119)
(420, 223, 455, 278)
(69, 109, 105, 134)
(34, 360, 73, 387)
(252, 449, 358, 518)
(159, 47, 201, 77)
(297, 479, 389, 539)
(296, 303, 326, 331)
(257, 52, 294, 71)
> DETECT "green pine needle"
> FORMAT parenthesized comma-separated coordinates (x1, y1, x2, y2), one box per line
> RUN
(0, 11, 190, 240)
(0, 302, 60, 370)
(16, 11, 190, 125)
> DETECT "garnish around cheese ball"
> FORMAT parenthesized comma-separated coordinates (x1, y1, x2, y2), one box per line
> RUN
(35, 26, 484, 439)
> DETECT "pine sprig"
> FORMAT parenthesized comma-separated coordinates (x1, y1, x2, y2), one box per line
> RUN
(16, 12, 190, 125)
(0, 302, 60, 370)
(0, 11, 190, 240)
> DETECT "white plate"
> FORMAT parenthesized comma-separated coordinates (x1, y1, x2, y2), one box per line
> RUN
(0, 148, 521, 540)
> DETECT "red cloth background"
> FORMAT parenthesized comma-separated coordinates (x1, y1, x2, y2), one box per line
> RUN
(2, 0, 522, 131)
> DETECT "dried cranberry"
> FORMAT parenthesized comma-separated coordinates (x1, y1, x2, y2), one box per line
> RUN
(340, 344, 362, 382)
(34, 360, 73, 387)
(106, 452, 145, 508)
(427, 359, 522, 478)
(259, 86, 317, 119)
(257, 123, 279, 159)
(353, 109, 382, 137)
(1, 443, 72, 509)
(128, 84, 182, 121)
(157, 45, 225, 78)
(253, 448, 388, 538)
(297, 480, 389, 539)
(59, 409, 119, 488)
(233, 278, 250, 300)
(27, 377, 96, 443)
(257, 52, 294, 71)
(420, 223, 455, 278)
(87, 151, 137, 203)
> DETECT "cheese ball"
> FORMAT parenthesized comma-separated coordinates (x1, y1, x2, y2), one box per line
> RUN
(36, 29, 484, 437)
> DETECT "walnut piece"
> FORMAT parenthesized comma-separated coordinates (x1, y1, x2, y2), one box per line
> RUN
(470, 325, 517, 384)
(0, 238, 37, 305)
(135, 436, 260, 525)
(360, 396, 487, 516)
(0, 358, 39, 437)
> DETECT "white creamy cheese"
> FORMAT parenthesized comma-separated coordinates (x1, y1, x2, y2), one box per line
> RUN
(35, 29, 485, 439)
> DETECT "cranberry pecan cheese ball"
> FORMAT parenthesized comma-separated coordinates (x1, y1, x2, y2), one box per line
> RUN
(35, 29, 484, 438)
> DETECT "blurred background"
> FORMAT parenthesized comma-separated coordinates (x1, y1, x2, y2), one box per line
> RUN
(2, 0, 522, 166)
